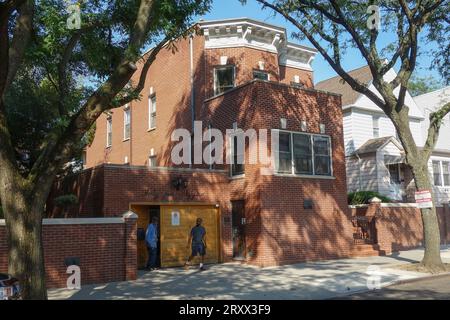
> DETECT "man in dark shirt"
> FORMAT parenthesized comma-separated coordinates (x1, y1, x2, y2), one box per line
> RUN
(184, 218, 207, 271)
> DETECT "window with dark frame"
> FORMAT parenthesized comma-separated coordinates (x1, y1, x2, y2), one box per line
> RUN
(313, 136, 331, 176)
(293, 133, 312, 174)
(276, 132, 292, 174)
(231, 135, 245, 176)
(214, 66, 235, 95)
(274, 130, 332, 176)
(253, 70, 269, 81)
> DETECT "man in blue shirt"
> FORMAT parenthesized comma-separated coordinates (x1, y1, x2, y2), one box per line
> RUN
(145, 216, 159, 270)
(184, 218, 207, 271)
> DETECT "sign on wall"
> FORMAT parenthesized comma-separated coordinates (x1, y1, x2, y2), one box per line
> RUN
(415, 190, 433, 209)
(171, 211, 180, 226)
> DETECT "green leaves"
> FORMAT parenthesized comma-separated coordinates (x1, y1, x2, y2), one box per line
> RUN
(4, 0, 212, 175)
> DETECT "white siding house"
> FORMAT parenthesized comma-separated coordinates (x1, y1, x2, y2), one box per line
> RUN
(415, 86, 450, 204)
(317, 66, 450, 204)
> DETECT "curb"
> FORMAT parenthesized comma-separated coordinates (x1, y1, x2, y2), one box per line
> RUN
(383, 271, 450, 287)
(330, 270, 450, 299)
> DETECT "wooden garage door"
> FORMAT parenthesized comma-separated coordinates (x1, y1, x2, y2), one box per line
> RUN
(160, 205, 219, 267)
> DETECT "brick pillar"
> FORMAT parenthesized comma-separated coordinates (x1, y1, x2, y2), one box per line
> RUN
(123, 211, 138, 281)
(444, 202, 450, 245)
(368, 197, 388, 253)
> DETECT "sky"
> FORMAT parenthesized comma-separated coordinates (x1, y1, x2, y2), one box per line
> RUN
(197, 0, 444, 84)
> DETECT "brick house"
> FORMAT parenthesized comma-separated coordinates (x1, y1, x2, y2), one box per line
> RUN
(48, 18, 360, 268)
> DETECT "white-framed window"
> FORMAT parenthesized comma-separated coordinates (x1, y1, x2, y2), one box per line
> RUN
(214, 65, 235, 95)
(123, 106, 131, 140)
(106, 117, 112, 148)
(372, 116, 380, 138)
(433, 160, 450, 186)
(253, 70, 269, 81)
(230, 134, 245, 176)
(149, 94, 156, 130)
(149, 155, 157, 167)
(444, 161, 450, 186)
(274, 130, 332, 177)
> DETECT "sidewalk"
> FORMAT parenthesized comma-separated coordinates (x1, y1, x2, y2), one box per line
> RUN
(49, 246, 450, 300)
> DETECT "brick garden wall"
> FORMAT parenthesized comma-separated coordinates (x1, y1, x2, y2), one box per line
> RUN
(0, 214, 137, 289)
(350, 203, 450, 255)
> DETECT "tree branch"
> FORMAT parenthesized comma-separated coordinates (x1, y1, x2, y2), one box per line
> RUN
(421, 102, 450, 160)
(57, 31, 82, 116)
(256, 0, 386, 110)
(4, 0, 34, 95)
(28, 0, 158, 188)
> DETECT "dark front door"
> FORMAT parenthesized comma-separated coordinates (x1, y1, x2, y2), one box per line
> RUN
(231, 200, 246, 259)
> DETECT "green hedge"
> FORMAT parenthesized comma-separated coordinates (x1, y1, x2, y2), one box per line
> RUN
(348, 191, 391, 205)
(54, 194, 78, 208)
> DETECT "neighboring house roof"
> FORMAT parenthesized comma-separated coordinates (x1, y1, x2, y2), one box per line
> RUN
(315, 65, 424, 119)
(413, 86, 450, 112)
(315, 65, 373, 106)
(353, 136, 402, 155)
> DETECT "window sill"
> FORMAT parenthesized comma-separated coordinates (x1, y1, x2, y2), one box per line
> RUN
(123, 138, 130, 142)
(147, 127, 156, 132)
(273, 173, 336, 180)
(229, 174, 245, 180)
(105, 146, 112, 149)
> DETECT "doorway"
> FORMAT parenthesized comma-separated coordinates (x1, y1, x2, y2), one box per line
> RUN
(148, 206, 161, 268)
(132, 203, 220, 268)
(231, 200, 246, 260)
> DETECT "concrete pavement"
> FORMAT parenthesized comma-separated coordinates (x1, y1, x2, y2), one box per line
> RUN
(48, 246, 450, 300)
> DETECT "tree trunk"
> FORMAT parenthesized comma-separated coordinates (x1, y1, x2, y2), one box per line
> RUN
(410, 162, 445, 272)
(2, 189, 47, 299)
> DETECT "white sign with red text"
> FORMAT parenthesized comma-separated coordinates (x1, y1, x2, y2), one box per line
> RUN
(415, 190, 433, 209)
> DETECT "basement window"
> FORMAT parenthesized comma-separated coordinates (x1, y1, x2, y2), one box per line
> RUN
(214, 65, 235, 95)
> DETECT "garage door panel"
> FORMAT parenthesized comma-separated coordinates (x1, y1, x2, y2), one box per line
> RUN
(161, 205, 219, 268)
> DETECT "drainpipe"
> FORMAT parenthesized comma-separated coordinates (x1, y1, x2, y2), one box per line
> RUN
(189, 33, 195, 131)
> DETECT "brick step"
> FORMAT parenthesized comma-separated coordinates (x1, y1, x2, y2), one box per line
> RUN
(349, 244, 386, 258)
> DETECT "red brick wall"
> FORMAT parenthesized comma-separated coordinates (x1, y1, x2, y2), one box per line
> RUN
(0, 217, 137, 289)
(350, 204, 450, 255)
(101, 165, 235, 262)
(203, 81, 353, 266)
(85, 34, 314, 169)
